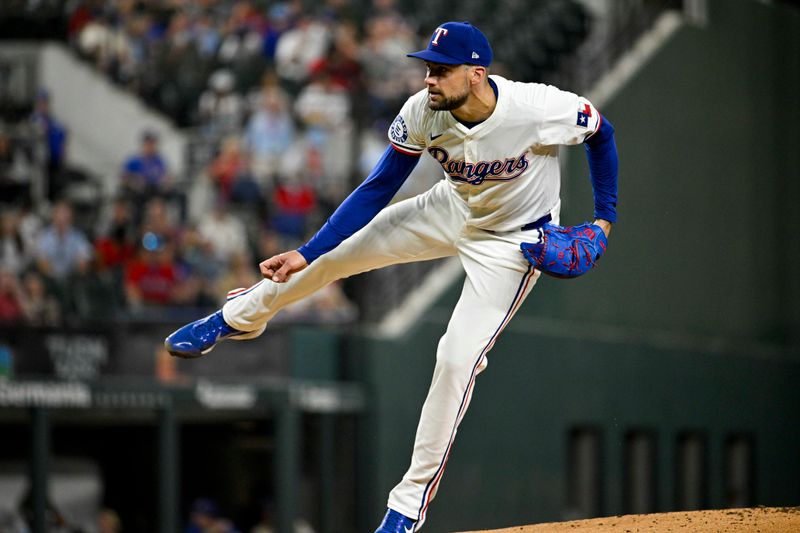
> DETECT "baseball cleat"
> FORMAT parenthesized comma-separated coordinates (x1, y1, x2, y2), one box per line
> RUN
(374, 508, 416, 533)
(164, 310, 260, 358)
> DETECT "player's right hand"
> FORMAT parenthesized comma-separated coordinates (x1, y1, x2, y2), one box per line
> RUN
(260, 250, 308, 283)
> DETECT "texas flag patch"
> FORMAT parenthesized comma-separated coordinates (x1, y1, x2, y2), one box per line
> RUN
(576, 103, 592, 127)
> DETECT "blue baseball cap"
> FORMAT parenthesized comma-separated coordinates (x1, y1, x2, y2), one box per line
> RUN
(407, 22, 493, 67)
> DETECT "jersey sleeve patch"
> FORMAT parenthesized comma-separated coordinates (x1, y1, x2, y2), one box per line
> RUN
(389, 115, 409, 144)
(576, 97, 601, 135)
(387, 114, 423, 154)
(577, 102, 593, 127)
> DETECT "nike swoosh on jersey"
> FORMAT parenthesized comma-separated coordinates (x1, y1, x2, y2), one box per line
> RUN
(430, 133, 443, 141)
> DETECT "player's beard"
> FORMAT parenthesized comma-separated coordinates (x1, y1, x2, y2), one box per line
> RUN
(428, 86, 470, 111)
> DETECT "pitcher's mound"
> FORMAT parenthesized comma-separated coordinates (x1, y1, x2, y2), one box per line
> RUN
(458, 506, 800, 532)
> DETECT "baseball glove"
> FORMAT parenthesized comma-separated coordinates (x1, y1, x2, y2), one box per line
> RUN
(520, 222, 608, 278)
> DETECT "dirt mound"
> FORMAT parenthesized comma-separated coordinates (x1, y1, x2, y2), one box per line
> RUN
(458, 506, 800, 532)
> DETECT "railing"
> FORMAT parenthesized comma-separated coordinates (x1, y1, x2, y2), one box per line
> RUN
(559, 0, 684, 95)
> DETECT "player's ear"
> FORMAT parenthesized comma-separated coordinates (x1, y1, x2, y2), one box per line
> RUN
(470, 66, 486, 85)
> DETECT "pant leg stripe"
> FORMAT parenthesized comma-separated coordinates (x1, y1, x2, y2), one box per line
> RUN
(226, 279, 266, 301)
(416, 264, 534, 523)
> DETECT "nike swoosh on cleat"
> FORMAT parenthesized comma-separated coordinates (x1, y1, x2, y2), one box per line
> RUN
(404, 527, 414, 533)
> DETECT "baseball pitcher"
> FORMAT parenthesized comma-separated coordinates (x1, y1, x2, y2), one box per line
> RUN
(166, 21, 618, 532)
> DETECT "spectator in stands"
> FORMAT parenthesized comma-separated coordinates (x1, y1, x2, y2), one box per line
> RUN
(197, 200, 249, 265)
(0, 130, 34, 204)
(198, 69, 245, 138)
(176, 225, 222, 307)
(186, 498, 218, 533)
(0, 210, 33, 276)
(295, 63, 351, 135)
(185, 498, 242, 533)
(216, 0, 265, 65)
(121, 9, 158, 87)
(0, 267, 26, 324)
(166, 9, 194, 54)
(294, 63, 352, 186)
(245, 90, 295, 187)
(77, 11, 128, 74)
(16, 199, 42, 254)
(120, 130, 181, 222)
(154, 8, 208, 126)
(34, 201, 92, 316)
(245, 69, 285, 117)
(274, 15, 331, 91)
(208, 135, 247, 201)
(94, 198, 137, 273)
(319, 21, 362, 94)
(20, 270, 60, 326)
(140, 196, 180, 244)
(92, 197, 137, 312)
(244, 86, 295, 184)
(193, 10, 222, 59)
(359, 11, 418, 125)
(260, 2, 299, 63)
(66, 0, 95, 44)
(34, 201, 92, 282)
(121, 129, 169, 191)
(97, 508, 121, 533)
(29, 89, 69, 201)
(270, 175, 316, 242)
(124, 236, 180, 308)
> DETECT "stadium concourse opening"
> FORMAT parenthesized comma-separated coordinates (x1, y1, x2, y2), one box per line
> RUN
(0, 416, 275, 531)
(0, 377, 364, 532)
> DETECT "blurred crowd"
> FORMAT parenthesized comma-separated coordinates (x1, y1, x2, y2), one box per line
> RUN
(0, 188, 357, 326)
(66, 0, 422, 129)
(0, 116, 357, 326)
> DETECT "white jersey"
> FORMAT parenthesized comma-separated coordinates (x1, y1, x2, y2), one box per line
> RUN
(388, 75, 601, 231)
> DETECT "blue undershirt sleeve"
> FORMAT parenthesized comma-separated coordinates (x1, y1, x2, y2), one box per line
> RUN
(584, 114, 619, 223)
(297, 145, 420, 264)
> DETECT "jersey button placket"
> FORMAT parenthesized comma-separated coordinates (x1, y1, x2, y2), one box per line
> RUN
(463, 137, 473, 162)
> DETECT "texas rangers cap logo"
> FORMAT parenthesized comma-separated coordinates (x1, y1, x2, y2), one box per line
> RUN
(431, 27, 449, 45)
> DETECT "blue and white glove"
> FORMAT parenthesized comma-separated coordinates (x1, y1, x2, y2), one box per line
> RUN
(520, 222, 608, 278)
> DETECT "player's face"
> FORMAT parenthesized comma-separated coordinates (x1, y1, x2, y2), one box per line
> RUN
(424, 63, 471, 111)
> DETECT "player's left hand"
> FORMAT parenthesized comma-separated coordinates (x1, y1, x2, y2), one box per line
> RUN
(520, 221, 609, 279)
(260, 250, 308, 283)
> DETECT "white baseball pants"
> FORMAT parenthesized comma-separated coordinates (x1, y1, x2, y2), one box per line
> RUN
(222, 180, 555, 529)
